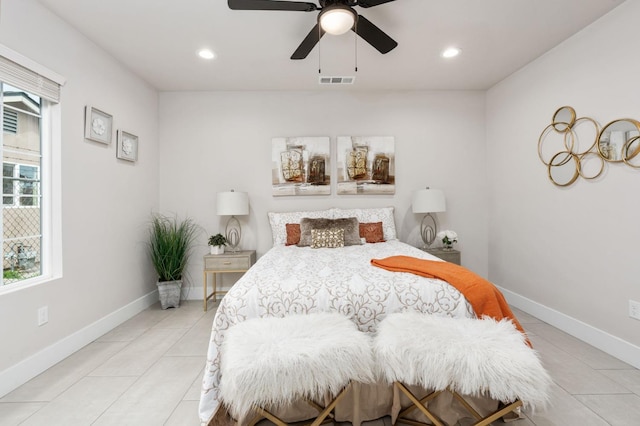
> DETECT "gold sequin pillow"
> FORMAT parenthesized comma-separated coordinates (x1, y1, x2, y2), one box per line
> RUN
(310, 228, 345, 249)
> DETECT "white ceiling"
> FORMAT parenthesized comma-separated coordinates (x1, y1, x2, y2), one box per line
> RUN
(36, 0, 624, 92)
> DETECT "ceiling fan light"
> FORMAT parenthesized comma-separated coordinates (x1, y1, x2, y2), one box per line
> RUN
(320, 7, 356, 35)
(198, 49, 216, 60)
(442, 47, 461, 58)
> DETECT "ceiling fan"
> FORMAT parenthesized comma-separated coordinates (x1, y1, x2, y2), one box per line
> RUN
(228, 0, 398, 60)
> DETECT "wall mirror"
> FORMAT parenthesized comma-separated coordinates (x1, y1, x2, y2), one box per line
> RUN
(597, 119, 640, 163)
(548, 151, 579, 187)
(623, 136, 640, 168)
(552, 106, 576, 133)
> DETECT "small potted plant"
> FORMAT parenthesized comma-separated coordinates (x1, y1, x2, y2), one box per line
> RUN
(208, 233, 227, 255)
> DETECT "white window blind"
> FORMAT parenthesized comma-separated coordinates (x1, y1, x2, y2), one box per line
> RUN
(0, 44, 65, 103)
(0, 55, 60, 102)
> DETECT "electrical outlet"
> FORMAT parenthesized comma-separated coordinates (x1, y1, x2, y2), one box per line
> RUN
(630, 300, 640, 321)
(38, 306, 48, 326)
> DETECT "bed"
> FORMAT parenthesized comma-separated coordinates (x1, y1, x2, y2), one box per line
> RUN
(198, 207, 507, 425)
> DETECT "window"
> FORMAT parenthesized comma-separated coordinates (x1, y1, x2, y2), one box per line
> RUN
(0, 46, 64, 289)
(2, 84, 43, 284)
(3, 163, 14, 205)
(3, 162, 40, 207)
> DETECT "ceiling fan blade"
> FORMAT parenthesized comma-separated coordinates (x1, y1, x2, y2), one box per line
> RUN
(353, 14, 397, 54)
(357, 0, 396, 8)
(291, 24, 325, 59)
(228, 0, 318, 12)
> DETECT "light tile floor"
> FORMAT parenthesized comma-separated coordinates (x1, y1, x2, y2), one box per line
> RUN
(1, 302, 639, 425)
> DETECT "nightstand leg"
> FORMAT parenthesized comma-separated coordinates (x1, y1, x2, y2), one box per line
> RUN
(203, 271, 207, 312)
(212, 273, 217, 303)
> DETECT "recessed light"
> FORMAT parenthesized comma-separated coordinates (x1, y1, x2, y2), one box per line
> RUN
(441, 47, 461, 58)
(198, 49, 216, 60)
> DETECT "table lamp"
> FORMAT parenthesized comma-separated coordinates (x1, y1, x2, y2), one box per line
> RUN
(216, 190, 249, 252)
(411, 187, 446, 248)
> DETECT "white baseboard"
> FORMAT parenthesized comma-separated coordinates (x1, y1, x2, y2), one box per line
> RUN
(0, 289, 159, 398)
(498, 286, 640, 369)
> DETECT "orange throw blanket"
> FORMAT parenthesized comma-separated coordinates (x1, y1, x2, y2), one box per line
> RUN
(371, 256, 529, 343)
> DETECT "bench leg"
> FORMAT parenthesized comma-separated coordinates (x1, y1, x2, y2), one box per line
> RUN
(254, 407, 288, 426)
(397, 388, 443, 420)
(450, 391, 523, 426)
(394, 382, 444, 426)
(305, 399, 336, 422)
(239, 384, 351, 426)
(473, 400, 523, 426)
(310, 382, 351, 426)
(246, 412, 264, 426)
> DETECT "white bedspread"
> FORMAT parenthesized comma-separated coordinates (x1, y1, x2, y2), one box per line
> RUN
(199, 240, 475, 425)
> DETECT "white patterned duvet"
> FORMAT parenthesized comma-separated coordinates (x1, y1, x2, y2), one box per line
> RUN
(198, 240, 475, 425)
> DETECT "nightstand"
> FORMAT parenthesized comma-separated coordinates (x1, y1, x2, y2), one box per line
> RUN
(203, 250, 256, 311)
(422, 247, 461, 265)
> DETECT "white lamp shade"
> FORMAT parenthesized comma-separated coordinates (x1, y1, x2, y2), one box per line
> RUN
(412, 188, 446, 213)
(216, 191, 249, 216)
(320, 7, 356, 35)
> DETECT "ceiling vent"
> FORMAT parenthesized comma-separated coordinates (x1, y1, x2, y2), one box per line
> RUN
(319, 76, 356, 85)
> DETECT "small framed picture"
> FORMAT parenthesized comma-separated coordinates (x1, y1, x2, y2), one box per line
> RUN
(84, 106, 113, 144)
(116, 130, 138, 162)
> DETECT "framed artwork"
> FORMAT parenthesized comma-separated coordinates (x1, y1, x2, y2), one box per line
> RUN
(271, 136, 331, 196)
(84, 106, 113, 144)
(336, 136, 395, 195)
(116, 130, 138, 162)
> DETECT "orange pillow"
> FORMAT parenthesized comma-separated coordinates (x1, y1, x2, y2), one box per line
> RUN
(285, 223, 301, 246)
(359, 222, 385, 243)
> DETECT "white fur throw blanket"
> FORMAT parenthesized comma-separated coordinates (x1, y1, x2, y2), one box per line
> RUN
(219, 312, 375, 419)
(374, 312, 551, 410)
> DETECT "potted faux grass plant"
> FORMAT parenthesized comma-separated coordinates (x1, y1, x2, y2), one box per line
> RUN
(148, 213, 198, 309)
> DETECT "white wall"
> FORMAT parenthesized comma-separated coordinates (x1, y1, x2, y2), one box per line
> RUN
(486, 1, 640, 350)
(0, 0, 159, 390)
(158, 90, 489, 294)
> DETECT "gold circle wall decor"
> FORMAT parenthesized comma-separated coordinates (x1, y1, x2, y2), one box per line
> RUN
(538, 107, 640, 186)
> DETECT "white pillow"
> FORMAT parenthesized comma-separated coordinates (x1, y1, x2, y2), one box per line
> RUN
(267, 209, 333, 246)
(330, 207, 397, 241)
